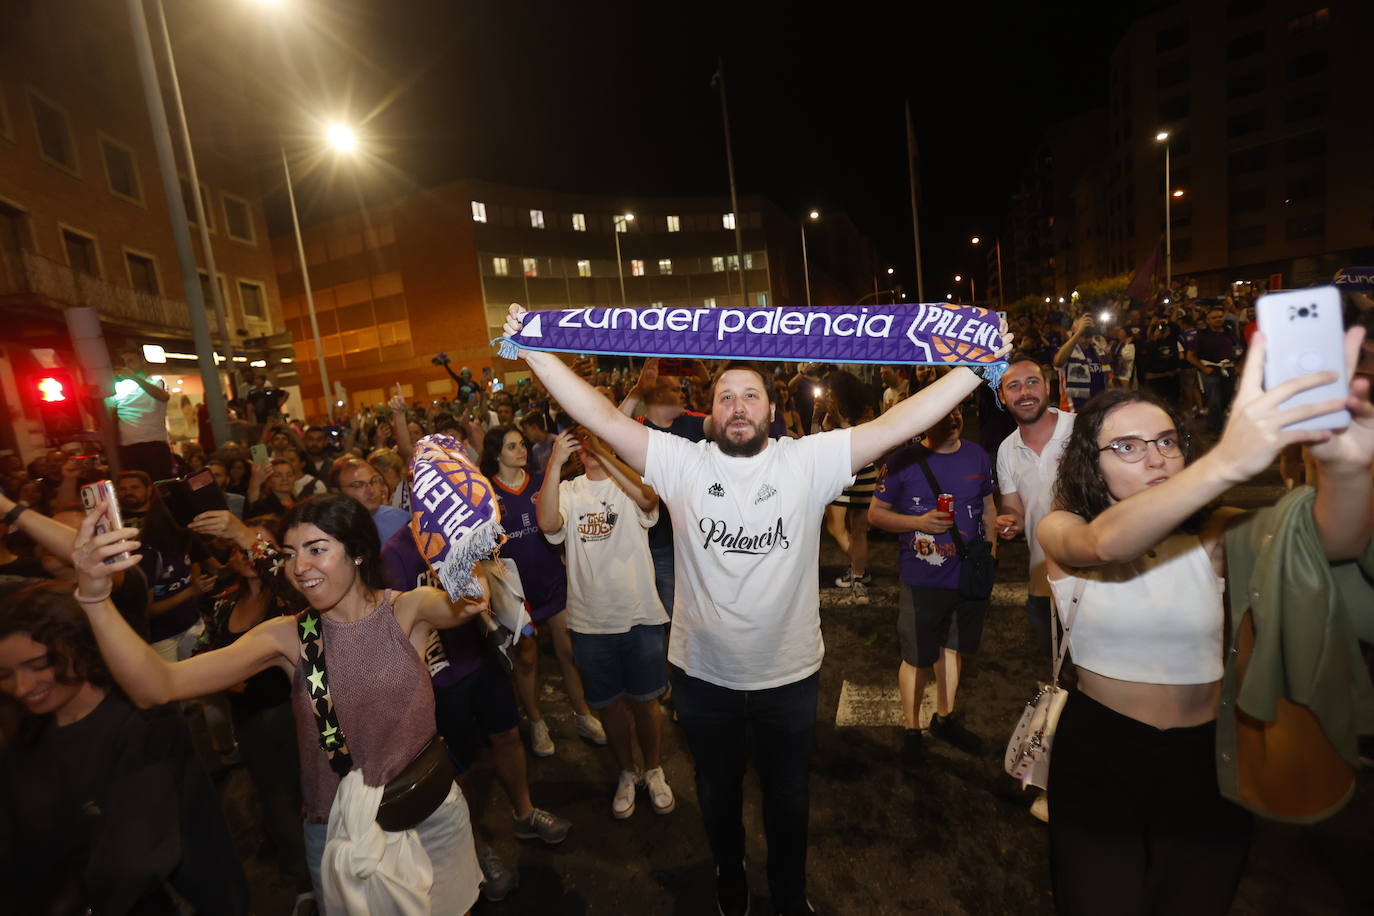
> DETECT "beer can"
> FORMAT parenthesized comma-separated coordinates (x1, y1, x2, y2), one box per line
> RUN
(937, 493, 954, 514)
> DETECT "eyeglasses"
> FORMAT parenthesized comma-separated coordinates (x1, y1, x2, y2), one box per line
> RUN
(1099, 434, 1187, 463)
(343, 476, 386, 491)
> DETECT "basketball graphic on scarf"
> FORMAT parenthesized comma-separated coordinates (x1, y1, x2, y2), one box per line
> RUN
(930, 306, 1000, 363)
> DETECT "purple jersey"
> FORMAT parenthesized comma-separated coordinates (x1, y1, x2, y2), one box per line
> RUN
(381, 526, 483, 687)
(873, 440, 993, 590)
(493, 472, 567, 623)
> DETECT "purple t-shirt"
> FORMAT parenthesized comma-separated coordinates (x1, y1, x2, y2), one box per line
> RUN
(493, 472, 567, 624)
(381, 526, 483, 687)
(873, 440, 993, 590)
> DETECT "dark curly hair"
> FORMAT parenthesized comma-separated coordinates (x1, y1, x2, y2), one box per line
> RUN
(479, 425, 526, 481)
(281, 495, 387, 591)
(1054, 388, 1202, 528)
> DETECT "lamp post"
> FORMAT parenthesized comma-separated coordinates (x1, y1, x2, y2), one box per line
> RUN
(281, 124, 356, 422)
(971, 235, 1004, 309)
(800, 209, 819, 307)
(613, 213, 634, 308)
(1156, 130, 1172, 291)
(954, 273, 976, 305)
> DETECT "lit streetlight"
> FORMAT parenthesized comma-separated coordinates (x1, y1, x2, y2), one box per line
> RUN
(1156, 129, 1174, 290)
(1172, 189, 1185, 198)
(326, 123, 357, 153)
(886, 267, 895, 276)
(970, 236, 980, 245)
(971, 234, 1005, 309)
(800, 209, 820, 308)
(613, 213, 634, 308)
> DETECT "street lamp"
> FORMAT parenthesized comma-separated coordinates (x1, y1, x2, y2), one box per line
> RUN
(970, 234, 1004, 309)
(953, 273, 976, 305)
(613, 213, 634, 308)
(800, 209, 820, 307)
(1156, 130, 1172, 291)
(282, 126, 359, 422)
(886, 267, 895, 276)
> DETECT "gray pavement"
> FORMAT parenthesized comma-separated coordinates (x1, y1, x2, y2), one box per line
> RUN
(221, 479, 1374, 915)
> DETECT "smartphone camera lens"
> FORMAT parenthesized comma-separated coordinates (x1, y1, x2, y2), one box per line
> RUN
(1298, 307, 1310, 318)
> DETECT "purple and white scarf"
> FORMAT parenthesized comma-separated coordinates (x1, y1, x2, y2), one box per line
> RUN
(408, 434, 504, 600)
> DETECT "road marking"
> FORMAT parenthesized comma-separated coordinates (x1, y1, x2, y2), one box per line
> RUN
(836, 679, 937, 729)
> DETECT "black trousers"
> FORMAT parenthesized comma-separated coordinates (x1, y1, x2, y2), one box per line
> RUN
(1048, 691, 1251, 916)
(670, 666, 818, 910)
(118, 439, 173, 480)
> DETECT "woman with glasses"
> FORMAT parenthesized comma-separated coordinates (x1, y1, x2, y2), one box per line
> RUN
(1037, 332, 1373, 915)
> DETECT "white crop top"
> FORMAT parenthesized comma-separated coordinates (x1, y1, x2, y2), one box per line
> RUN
(1049, 533, 1224, 685)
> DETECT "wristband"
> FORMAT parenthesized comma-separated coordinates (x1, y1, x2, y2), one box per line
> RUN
(74, 584, 113, 604)
(2, 501, 28, 528)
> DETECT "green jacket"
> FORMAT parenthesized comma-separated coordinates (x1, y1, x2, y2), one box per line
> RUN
(1216, 485, 1374, 822)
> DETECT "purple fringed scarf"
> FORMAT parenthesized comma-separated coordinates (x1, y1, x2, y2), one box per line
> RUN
(408, 434, 504, 600)
(494, 302, 1008, 387)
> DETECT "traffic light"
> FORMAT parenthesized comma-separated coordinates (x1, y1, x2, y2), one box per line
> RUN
(33, 369, 84, 441)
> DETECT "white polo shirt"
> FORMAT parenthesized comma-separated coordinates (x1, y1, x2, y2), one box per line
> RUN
(995, 407, 1075, 596)
(108, 376, 168, 445)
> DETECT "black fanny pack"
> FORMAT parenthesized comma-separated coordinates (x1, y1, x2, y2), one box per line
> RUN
(298, 609, 455, 831)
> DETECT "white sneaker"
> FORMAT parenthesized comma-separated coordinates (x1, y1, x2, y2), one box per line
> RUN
(1030, 792, 1049, 823)
(576, 712, 608, 745)
(529, 719, 555, 758)
(643, 766, 675, 814)
(612, 769, 640, 819)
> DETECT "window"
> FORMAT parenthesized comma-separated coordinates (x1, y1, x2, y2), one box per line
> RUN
(1227, 109, 1264, 137)
(28, 90, 77, 172)
(614, 216, 630, 233)
(492, 257, 509, 276)
(0, 200, 31, 251)
(62, 228, 98, 277)
(1228, 225, 1265, 249)
(722, 212, 736, 230)
(529, 209, 545, 229)
(1285, 213, 1324, 239)
(1286, 50, 1328, 80)
(744, 253, 754, 269)
(658, 258, 672, 275)
(125, 251, 159, 295)
(238, 280, 267, 319)
(1228, 146, 1267, 175)
(667, 215, 681, 232)
(1286, 91, 1328, 122)
(712, 256, 725, 272)
(1286, 131, 1326, 163)
(471, 201, 487, 223)
(180, 179, 212, 229)
(1227, 71, 1265, 100)
(1227, 31, 1265, 60)
(222, 194, 254, 243)
(1156, 59, 1189, 89)
(631, 259, 645, 277)
(571, 212, 586, 232)
(727, 255, 740, 270)
(522, 257, 538, 278)
(1284, 172, 1325, 201)
(756, 293, 768, 307)
(704, 297, 717, 308)
(99, 136, 141, 203)
(1155, 23, 1188, 52)
(1228, 187, 1266, 213)
(1157, 96, 1190, 122)
(576, 259, 591, 277)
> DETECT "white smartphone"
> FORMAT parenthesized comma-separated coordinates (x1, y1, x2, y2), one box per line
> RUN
(1256, 285, 1350, 431)
(80, 479, 130, 565)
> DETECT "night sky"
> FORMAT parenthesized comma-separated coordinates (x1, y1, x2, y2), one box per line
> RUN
(250, 0, 1148, 299)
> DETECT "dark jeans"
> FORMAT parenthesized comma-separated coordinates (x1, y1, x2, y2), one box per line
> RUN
(1201, 371, 1235, 435)
(670, 666, 818, 911)
(650, 542, 675, 616)
(118, 439, 173, 480)
(1025, 594, 1053, 662)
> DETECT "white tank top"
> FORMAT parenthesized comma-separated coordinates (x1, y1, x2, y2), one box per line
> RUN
(1049, 533, 1224, 685)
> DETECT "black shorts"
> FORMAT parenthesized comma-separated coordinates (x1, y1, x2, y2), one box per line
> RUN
(432, 654, 521, 774)
(897, 584, 988, 668)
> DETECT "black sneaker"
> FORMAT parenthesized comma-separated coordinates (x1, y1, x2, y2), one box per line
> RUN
(717, 862, 750, 916)
(901, 728, 926, 766)
(930, 712, 984, 755)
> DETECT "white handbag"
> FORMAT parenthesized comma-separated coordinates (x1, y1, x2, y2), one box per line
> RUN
(1004, 577, 1085, 790)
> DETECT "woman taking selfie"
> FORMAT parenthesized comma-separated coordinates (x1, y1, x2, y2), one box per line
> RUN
(1037, 331, 1373, 915)
(68, 494, 487, 914)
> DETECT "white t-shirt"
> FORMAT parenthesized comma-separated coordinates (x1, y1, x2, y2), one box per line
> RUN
(544, 475, 666, 634)
(643, 427, 854, 690)
(108, 376, 168, 445)
(996, 408, 1075, 596)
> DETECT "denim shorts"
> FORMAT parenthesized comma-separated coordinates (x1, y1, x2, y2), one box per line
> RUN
(569, 623, 668, 708)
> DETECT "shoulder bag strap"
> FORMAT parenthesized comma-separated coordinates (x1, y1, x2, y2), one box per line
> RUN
(1048, 576, 1088, 686)
(297, 608, 354, 777)
(915, 455, 967, 559)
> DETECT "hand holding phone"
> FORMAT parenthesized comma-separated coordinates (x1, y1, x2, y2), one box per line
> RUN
(251, 443, 269, 467)
(1256, 286, 1351, 431)
(80, 480, 129, 566)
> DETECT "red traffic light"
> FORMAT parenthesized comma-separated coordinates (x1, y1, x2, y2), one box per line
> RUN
(38, 376, 68, 402)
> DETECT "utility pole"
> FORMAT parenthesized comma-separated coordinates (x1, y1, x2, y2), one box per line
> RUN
(905, 100, 925, 303)
(714, 58, 748, 308)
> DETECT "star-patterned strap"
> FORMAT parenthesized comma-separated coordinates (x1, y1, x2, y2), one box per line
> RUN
(297, 608, 354, 777)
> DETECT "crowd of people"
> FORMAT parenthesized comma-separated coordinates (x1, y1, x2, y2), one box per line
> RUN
(1, 287, 1371, 916)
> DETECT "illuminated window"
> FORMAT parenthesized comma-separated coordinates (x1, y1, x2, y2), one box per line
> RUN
(492, 257, 508, 276)
(576, 259, 591, 277)
(471, 201, 487, 223)
(615, 217, 630, 233)
(704, 297, 717, 308)
(572, 212, 586, 231)
(631, 259, 645, 277)
(722, 212, 736, 230)
(667, 215, 681, 232)
(658, 258, 672, 275)
(529, 209, 545, 229)
(523, 257, 538, 277)
(727, 254, 740, 270)
(757, 292, 768, 307)
(744, 253, 754, 269)
(712, 256, 725, 272)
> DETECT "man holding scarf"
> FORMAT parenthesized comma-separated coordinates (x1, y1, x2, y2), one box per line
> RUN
(500, 304, 1010, 916)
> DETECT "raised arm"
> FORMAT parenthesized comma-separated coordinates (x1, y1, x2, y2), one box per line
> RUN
(536, 432, 575, 534)
(0, 490, 76, 557)
(850, 368, 983, 472)
(389, 384, 415, 461)
(618, 358, 658, 417)
(1053, 315, 1092, 369)
(1306, 326, 1374, 560)
(502, 305, 649, 472)
(1038, 333, 1346, 568)
(584, 434, 658, 513)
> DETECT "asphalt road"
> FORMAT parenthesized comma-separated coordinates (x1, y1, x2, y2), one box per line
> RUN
(222, 480, 1374, 915)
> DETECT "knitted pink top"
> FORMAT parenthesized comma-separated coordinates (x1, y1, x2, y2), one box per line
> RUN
(291, 590, 435, 823)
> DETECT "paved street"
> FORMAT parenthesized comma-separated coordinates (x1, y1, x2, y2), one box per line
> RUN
(223, 472, 1373, 915)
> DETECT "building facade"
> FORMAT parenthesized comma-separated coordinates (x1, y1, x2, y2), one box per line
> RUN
(0, 0, 291, 459)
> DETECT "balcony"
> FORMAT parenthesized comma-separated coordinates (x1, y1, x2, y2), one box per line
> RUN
(0, 248, 192, 332)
